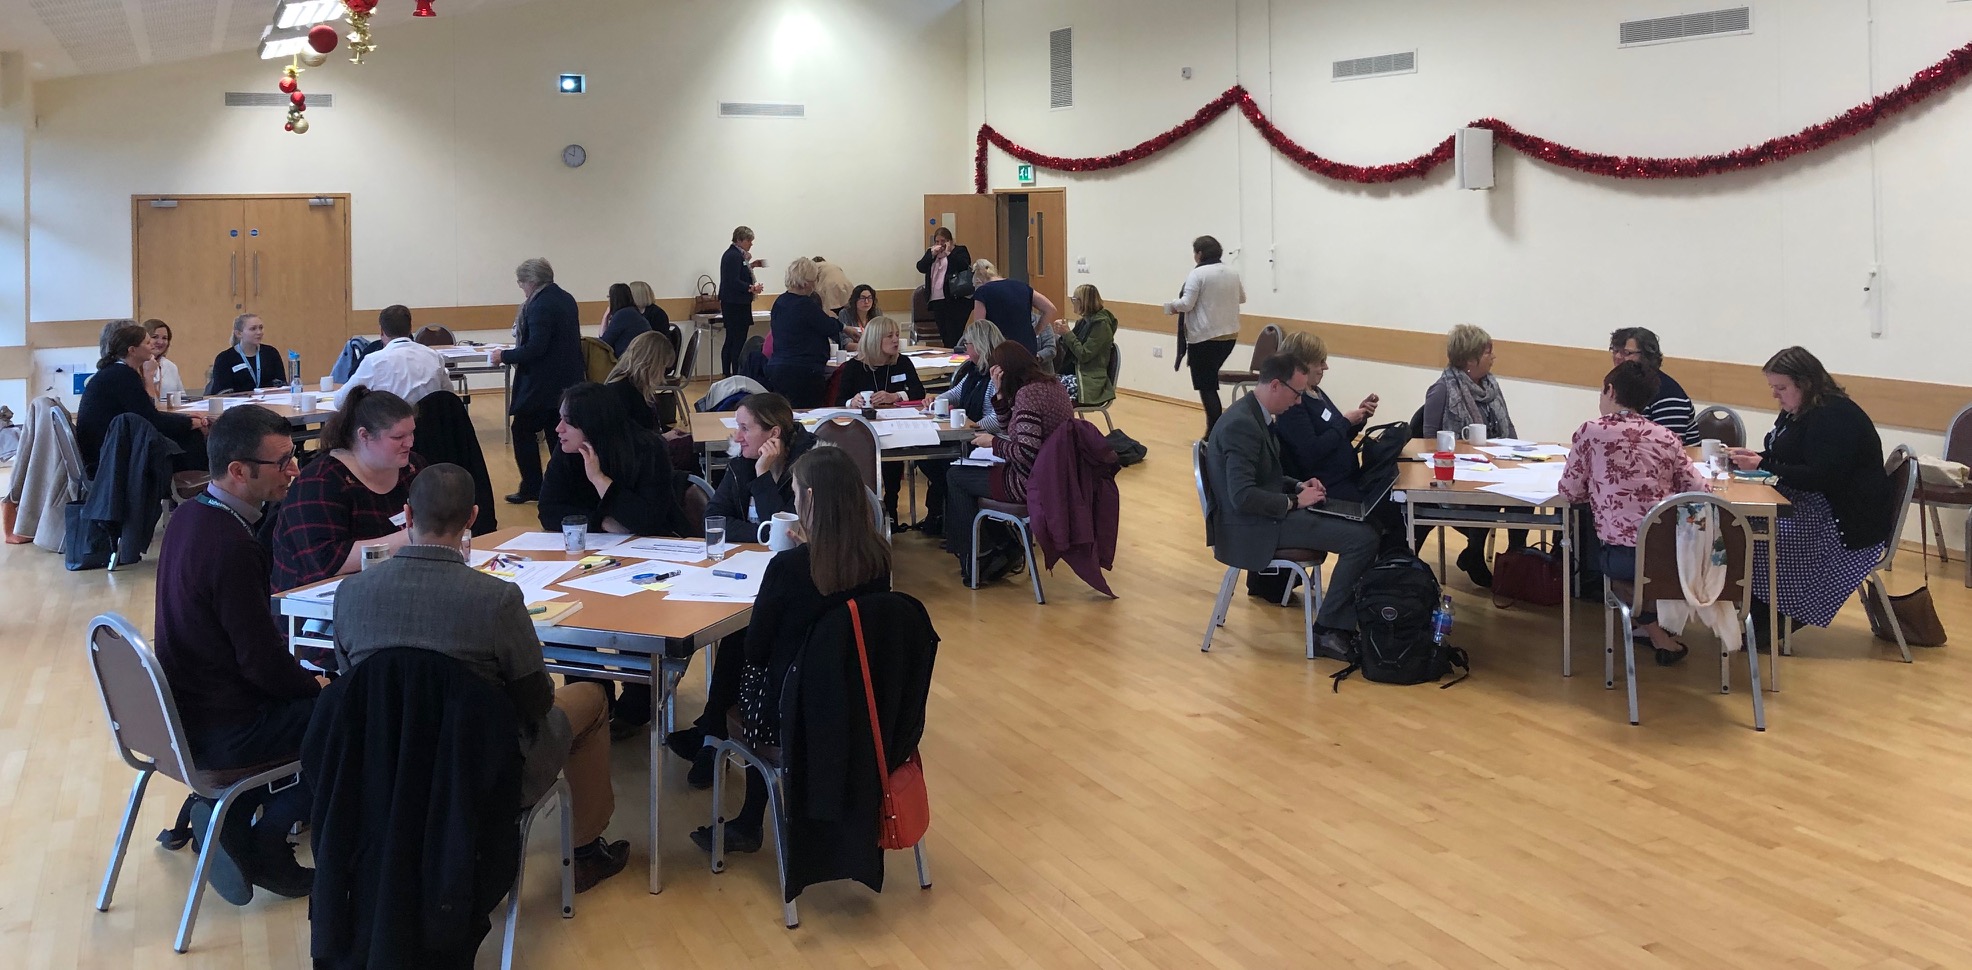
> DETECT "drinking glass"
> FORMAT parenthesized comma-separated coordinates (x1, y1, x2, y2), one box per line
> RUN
(705, 516, 727, 562)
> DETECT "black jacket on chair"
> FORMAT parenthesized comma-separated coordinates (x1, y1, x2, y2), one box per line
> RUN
(303, 648, 522, 970)
(412, 391, 498, 536)
(78, 414, 179, 568)
(504, 283, 584, 416)
(780, 591, 939, 902)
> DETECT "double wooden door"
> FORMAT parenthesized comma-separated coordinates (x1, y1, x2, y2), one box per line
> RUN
(922, 189, 1066, 322)
(133, 195, 350, 391)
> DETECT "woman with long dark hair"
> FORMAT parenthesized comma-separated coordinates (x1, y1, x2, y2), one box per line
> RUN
(76, 322, 209, 476)
(943, 341, 1073, 584)
(271, 387, 421, 589)
(537, 381, 687, 538)
(599, 282, 652, 358)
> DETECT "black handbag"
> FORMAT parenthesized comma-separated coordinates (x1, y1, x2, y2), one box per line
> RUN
(63, 499, 112, 571)
(949, 269, 975, 301)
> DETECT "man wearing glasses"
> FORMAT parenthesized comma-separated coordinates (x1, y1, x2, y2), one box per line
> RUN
(153, 405, 321, 906)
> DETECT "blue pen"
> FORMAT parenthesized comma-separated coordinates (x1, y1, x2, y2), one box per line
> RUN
(713, 569, 747, 580)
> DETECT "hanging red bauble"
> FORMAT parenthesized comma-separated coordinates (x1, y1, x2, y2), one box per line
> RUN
(413, 0, 436, 17)
(344, 0, 377, 13)
(279, 77, 297, 94)
(286, 122, 295, 132)
(291, 91, 307, 105)
(308, 24, 339, 53)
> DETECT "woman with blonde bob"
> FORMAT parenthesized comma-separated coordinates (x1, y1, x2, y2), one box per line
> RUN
(834, 315, 939, 530)
(604, 330, 689, 437)
(1420, 323, 1524, 586)
(628, 280, 680, 357)
(765, 257, 843, 407)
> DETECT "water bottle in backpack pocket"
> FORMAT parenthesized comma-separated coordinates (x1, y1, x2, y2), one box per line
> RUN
(1332, 554, 1470, 690)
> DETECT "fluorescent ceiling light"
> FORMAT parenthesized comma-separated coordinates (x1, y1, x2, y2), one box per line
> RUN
(258, 27, 312, 60)
(275, 0, 347, 30)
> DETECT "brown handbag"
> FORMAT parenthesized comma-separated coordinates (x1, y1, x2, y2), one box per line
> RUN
(1491, 543, 1564, 609)
(692, 274, 721, 316)
(1861, 540, 1947, 647)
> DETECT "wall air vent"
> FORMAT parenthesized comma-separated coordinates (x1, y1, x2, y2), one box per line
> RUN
(1331, 50, 1416, 81)
(718, 102, 804, 119)
(225, 91, 333, 107)
(1049, 27, 1073, 109)
(1619, 8, 1751, 47)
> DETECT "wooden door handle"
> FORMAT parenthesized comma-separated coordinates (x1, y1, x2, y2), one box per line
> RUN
(253, 252, 260, 296)
(230, 253, 238, 296)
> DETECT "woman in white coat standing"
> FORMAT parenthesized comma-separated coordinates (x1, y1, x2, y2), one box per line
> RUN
(1164, 234, 1245, 438)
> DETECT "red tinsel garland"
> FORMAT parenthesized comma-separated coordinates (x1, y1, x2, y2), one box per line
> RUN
(975, 39, 1972, 192)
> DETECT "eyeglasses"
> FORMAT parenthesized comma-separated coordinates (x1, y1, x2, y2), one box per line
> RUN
(1611, 348, 1643, 359)
(242, 451, 299, 469)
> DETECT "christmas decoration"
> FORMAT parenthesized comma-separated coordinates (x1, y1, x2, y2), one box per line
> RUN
(344, 0, 378, 64)
(280, 62, 309, 135)
(413, 0, 437, 17)
(974, 38, 1972, 192)
(308, 24, 339, 55)
(299, 50, 329, 68)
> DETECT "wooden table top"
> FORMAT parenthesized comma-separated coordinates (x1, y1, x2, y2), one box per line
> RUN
(1393, 439, 1790, 510)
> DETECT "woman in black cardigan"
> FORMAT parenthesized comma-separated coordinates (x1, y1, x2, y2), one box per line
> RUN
(77, 323, 210, 475)
(1727, 346, 1895, 647)
(833, 316, 941, 530)
(536, 382, 686, 538)
(206, 313, 288, 395)
(914, 226, 973, 349)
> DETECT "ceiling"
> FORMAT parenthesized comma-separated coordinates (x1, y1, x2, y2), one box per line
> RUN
(0, 0, 528, 80)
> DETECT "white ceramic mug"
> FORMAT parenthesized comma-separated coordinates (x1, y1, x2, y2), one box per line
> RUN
(319, 376, 334, 392)
(932, 398, 951, 417)
(208, 398, 224, 416)
(299, 393, 319, 412)
(1463, 423, 1488, 444)
(756, 511, 800, 552)
(949, 410, 965, 430)
(1700, 438, 1725, 462)
(1435, 430, 1457, 452)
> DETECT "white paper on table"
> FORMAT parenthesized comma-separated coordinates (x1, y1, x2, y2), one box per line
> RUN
(477, 559, 577, 590)
(668, 549, 772, 599)
(494, 532, 631, 553)
(1477, 444, 1571, 460)
(1486, 438, 1536, 447)
(288, 578, 345, 603)
(962, 447, 1005, 463)
(556, 562, 712, 597)
(1478, 482, 1561, 505)
(719, 417, 738, 429)
(613, 537, 709, 562)
(662, 590, 758, 603)
(1456, 466, 1544, 483)
(876, 420, 945, 448)
(467, 549, 495, 567)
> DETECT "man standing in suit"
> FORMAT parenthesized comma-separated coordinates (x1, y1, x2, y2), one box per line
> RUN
(915, 227, 973, 350)
(492, 257, 583, 504)
(333, 463, 631, 892)
(1207, 354, 1380, 659)
(719, 227, 766, 375)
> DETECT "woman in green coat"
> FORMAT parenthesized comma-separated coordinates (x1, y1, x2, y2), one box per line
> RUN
(1049, 283, 1118, 407)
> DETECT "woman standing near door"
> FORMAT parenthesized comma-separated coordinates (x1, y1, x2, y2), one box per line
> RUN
(1164, 235, 1244, 438)
(916, 227, 973, 350)
(206, 313, 288, 395)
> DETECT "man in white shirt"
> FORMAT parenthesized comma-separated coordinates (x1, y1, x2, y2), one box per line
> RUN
(334, 305, 451, 407)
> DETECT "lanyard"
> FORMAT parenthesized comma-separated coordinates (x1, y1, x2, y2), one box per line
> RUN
(192, 490, 256, 537)
(239, 346, 262, 386)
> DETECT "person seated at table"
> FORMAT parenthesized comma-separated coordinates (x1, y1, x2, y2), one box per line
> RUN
(207, 313, 288, 395)
(936, 320, 1005, 434)
(1210, 353, 1382, 658)
(1557, 361, 1709, 666)
(154, 404, 317, 905)
(833, 315, 940, 530)
(537, 381, 688, 537)
(334, 304, 450, 408)
(1726, 346, 1894, 649)
(629, 280, 681, 357)
(599, 282, 652, 358)
(605, 329, 692, 440)
(837, 283, 881, 350)
(271, 387, 421, 590)
(765, 258, 843, 408)
(1421, 323, 1527, 586)
(1610, 327, 1698, 444)
(76, 323, 211, 476)
(967, 259, 1055, 353)
(141, 319, 185, 400)
(945, 342, 1073, 586)
(1047, 284, 1117, 408)
(333, 463, 630, 892)
(688, 446, 892, 855)
(707, 392, 816, 532)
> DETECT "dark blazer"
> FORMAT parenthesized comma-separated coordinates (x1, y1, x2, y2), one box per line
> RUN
(504, 282, 584, 416)
(1204, 393, 1299, 571)
(76, 361, 195, 476)
(1759, 395, 1895, 549)
(1275, 387, 1363, 500)
(767, 291, 843, 372)
(707, 427, 816, 527)
(642, 304, 681, 357)
(719, 244, 757, 303)
(915, 245, 972, 302)
(599, 307, 652, 358)
(206, 344, 287, 395)
(303, 648, 522, 970)
(536, 430, 687, 538)
(81, 413, 177, 564)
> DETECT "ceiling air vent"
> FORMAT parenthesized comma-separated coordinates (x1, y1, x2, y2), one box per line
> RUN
(1332, 50, 1417, 81)
(718, 102, 804, 119)
(1049, 27, 1072, 109)
(225, 91, 334, 107)
(1619, 7, 1751, 47)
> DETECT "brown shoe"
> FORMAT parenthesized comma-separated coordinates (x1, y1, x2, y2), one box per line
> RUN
(572, 838, 630, 893)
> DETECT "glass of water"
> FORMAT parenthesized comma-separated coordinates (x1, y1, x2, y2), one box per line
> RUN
(704, 516, 727, 562)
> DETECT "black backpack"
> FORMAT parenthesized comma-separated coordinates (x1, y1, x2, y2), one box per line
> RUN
(1351, 420, 1411, 500)
(1105, 429, 1147, 467)
(1331, 554, 1469, 690)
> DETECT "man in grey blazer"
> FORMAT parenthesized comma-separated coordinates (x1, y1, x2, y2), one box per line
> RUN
(1206, 355, 1380, 659)
(333, 463, 630, 892)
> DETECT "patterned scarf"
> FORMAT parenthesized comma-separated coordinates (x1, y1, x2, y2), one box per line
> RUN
(1437, 366, 1516, 439)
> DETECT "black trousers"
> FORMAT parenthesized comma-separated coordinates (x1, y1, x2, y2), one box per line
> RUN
(889, 459, 949, 524)
(931, 298, 972, 349)
(720, 302, 753, 375)
(766, 365, 827, 409)
(166, 426, 210, 472)
(186, 696, 315, 857)
(944, 464, 1013, 563)
(1186, 338, 1237, 437)
(689, 631, 748, 740)
(510, 405, 557, 496)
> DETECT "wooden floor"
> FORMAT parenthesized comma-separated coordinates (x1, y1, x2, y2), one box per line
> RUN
(7, 393, 1972, 968)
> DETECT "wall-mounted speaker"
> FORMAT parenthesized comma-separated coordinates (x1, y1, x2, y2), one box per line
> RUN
(1456, 127, 1495, 190)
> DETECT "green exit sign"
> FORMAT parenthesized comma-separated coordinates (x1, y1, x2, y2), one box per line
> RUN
(1016, 164, 1036, 186)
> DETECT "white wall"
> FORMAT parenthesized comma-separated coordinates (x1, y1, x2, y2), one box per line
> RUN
(27, 0, 970, 322)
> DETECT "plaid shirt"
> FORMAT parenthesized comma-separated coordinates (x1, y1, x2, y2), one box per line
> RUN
(271, 453, 424, 591)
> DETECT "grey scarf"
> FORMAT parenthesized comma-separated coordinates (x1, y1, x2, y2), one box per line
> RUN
(1437, 366, 1516, 439)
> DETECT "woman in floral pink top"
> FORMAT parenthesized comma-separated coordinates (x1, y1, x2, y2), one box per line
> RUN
(1558, 362, 1708, 665)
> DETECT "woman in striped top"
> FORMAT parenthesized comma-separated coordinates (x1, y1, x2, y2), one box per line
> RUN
(1610, 327, 1698, 444)
(943, 342, 1073, 585)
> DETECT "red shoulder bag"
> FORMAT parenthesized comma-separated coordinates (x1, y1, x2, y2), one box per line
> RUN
(848, 599, 930, 850)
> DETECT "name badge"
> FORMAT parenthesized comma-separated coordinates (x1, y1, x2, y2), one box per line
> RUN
(890, 373, 908, 383)
(389, 511, 407, 527)
(1321, 409, 1333, 422)
(232, 362, 251, 373)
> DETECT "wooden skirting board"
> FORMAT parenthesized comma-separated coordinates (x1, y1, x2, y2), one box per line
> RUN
(1108, 301, 1967, 434)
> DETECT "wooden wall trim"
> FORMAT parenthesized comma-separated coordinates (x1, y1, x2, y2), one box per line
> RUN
(0, 346, 30, 380)
(1108, 301, 1967, 434)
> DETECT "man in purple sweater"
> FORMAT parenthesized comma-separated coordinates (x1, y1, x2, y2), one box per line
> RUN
(154, 404, 320, 904)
